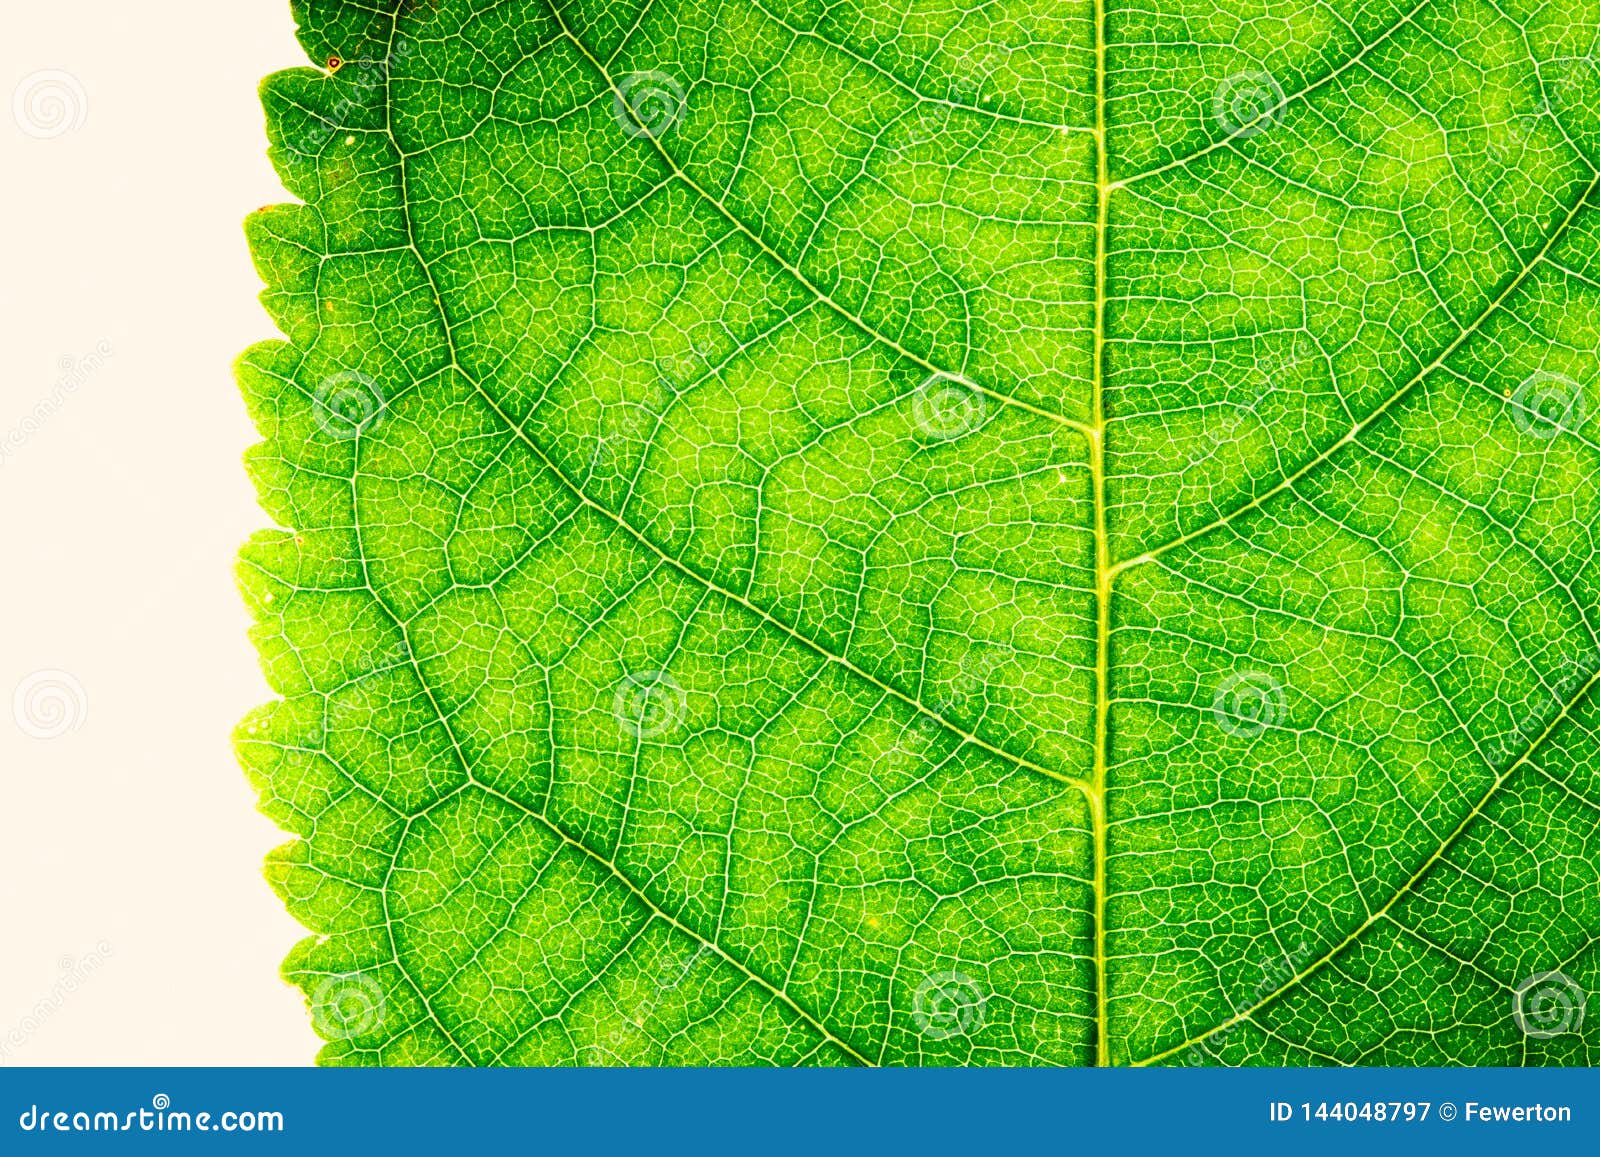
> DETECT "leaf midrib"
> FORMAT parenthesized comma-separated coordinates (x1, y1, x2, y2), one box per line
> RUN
(1087, 0, 1114, 1068)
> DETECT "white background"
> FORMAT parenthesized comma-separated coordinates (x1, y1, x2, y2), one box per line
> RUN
(2, 1, 321, 1064)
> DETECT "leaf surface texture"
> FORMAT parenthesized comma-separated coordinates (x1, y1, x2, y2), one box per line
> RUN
(240, 0, 1600, 1064)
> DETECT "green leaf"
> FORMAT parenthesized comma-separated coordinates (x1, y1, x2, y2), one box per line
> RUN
(239, 0, 1600, 1065)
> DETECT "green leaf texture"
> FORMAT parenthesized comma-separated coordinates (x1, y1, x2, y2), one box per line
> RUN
(239, 0, 1600, 1065)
